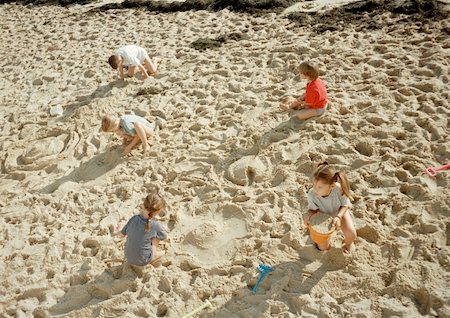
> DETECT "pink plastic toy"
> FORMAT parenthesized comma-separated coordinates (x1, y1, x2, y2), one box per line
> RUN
(424, 163, 450, 177)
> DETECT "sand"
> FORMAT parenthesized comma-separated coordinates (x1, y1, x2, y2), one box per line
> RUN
(0, 0, 449, 317)
(310, 213, 334, 234)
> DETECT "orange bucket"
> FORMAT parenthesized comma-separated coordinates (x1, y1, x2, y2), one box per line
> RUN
(307, 213, 336, 245)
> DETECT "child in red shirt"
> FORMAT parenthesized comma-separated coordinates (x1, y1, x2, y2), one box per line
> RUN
(279, 61, 328, 120)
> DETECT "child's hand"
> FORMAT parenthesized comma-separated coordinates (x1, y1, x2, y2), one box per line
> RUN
(123, 147, 132, 156)
(303, 212, 314, 225)
(331, 216, 341, 229)
(279, 99, 292, 111)
(113, 220, 127, 237)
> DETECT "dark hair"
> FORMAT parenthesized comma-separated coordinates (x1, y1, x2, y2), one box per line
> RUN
(299, 61, 320, 80)
(108, 55, 121, 69)
(143, 193, 165, 232)
(313, 162, 353, 201)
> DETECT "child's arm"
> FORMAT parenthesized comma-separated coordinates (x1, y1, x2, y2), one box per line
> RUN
(303, 209, 319, 225)
(118, 60, 125, 80)
(113, 221, 127, 237)
(123, 135, 141, 155)
(279, 98, 304, 111)
(331, 206, 349, 228)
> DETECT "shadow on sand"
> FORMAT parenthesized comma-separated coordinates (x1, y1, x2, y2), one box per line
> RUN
(206, 244, 351, 317)
(48, 262, 139, 316)
(62, 79, 130, 116)
(41, 148, 123, 193)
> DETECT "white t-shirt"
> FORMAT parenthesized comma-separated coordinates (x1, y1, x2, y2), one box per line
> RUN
(115, 45, 149, 66)
(307, 183, 351, 216)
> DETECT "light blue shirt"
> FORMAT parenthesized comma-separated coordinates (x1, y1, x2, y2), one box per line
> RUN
(307, 183, 351, 216)
(121, 215, 166, 266)
(119, 115, 155, 136)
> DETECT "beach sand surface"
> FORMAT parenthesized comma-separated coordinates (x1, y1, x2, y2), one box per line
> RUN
(0, 0, 449, 317)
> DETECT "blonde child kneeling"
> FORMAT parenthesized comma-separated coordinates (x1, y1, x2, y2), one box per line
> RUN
(279, 61, 328, 120)
(117, 194, 167, 266)
(101, 114, 156, 156)
(303, 162, 357, 252)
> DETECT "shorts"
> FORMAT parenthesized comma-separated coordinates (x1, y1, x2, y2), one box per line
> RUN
(315, 104, 328, 116)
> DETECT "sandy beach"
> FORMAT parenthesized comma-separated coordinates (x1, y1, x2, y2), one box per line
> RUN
(0, 0, 449, 317)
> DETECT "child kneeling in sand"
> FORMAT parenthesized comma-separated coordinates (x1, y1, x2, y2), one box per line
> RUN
(101, 114, 156, 155)
(117, 194, 167, 266)
(279, 61, 328, 120)
(109, 45, 160, 81)
(303, 162, 357, 252)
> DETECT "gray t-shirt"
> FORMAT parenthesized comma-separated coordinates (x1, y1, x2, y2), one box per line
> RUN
(307, 183, 351, 216)
(119, 115, 155, 136)
(121, 215, 166, 266)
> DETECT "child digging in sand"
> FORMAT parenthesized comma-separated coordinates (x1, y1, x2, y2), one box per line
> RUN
(303, 162, 357, 252)
(101, 114, 156, 155)
(279, 61, 328, 120)
(109, 45, 160, 81)
(117, 193, 167, 266)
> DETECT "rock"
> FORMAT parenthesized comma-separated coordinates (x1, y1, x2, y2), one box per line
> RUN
(33, 79, 43, 86)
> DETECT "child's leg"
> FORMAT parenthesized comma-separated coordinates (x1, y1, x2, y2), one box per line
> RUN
(150, 237, 165, 265)
(316, 240, 331, 251)
(292, 108, 320, 120)
(341, 212, 357, 252)
(134, 123, 154, 151)
(143, 56, 160, 75)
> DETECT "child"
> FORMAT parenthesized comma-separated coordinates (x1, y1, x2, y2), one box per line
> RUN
(303, 162, 357, 252)
(118, 194, 167, 266)
(279, 61, 328, 120)
(101, 114, 156, 155)
(108, 45, 160, 81)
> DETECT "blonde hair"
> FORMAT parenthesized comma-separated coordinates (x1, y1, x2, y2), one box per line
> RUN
(108, 55, 121, 69)
(299, 61, 320, 80)
(143, 193, 165, 232)
(101, 115, 118, 132)
(313, 162, 353, 201)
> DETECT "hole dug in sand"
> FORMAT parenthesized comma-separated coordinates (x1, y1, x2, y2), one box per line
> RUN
(181, 204, 248, 266)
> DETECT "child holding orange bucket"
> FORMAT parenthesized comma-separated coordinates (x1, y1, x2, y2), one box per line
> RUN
(303, 162, 357, 252)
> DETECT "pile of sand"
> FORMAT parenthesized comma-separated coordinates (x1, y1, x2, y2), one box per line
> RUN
(0, 0, 449, 317)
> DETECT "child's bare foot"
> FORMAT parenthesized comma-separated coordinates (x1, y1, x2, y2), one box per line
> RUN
(153, 57, 162, 70)
(148, 57, 162, 76)
(343, 243, 355, 254)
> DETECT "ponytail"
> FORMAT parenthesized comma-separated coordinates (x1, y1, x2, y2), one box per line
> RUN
(335, 172, 353, 201)
(143, 193, 166, 232)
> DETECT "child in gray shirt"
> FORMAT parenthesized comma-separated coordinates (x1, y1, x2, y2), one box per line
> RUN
(119, 194, 167, 266)
(303, 162, 357, 253)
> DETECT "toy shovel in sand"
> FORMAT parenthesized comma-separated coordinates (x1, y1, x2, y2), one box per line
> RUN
(424, 163, 450, 177)
(181, 300, 213, 318)
(252, 264, 274, 294)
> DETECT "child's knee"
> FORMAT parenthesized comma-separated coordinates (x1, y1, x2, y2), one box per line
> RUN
(345, 228, 357, 241)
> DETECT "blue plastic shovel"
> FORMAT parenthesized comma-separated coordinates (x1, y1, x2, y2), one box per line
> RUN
(252, 264, 274, 294)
